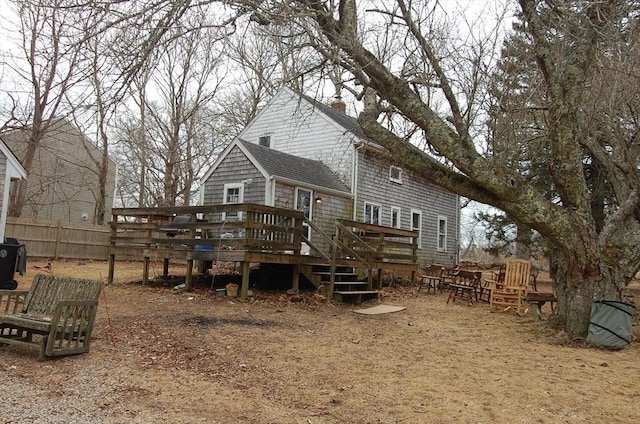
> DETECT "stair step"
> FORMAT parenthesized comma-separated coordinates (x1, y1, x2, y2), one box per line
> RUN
(334, 290, 379, 295)
(313, 272, 358, 276)
(322, 281, 368, 286)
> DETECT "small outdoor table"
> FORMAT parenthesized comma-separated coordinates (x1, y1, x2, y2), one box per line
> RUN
(526, 292, 557, 320)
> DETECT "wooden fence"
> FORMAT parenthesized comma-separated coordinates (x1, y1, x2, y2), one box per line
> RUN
(5, 218, 110, 260)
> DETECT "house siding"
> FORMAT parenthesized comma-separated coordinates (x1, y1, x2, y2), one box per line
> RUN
(239, 89, 356, 190)
(2, 119, 116, 224)
(202, 146, 266, 220)
(203, 148, 352, 255)
(356, 149, 459, 266)
(272, 182, 351, 254)
(0, 155, 6, 218)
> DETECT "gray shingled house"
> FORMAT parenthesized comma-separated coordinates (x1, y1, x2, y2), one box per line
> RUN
(200, 87, 460, 267)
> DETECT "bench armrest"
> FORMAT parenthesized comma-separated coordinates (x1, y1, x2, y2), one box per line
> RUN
(50, 299, 99, 326)
(0, 290, 29, 314)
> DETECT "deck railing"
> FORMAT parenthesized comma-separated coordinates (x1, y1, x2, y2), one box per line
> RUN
(335, 219, 418, 266)
(108, 204, 419, 294)
(109, 203, 304, 255)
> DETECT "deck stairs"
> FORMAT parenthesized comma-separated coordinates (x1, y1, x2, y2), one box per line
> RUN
(299, 217, 417, 303)
(299, 260, 379, 303)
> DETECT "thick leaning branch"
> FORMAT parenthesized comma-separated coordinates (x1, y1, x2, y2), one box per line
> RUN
(301, 0, 578, 249)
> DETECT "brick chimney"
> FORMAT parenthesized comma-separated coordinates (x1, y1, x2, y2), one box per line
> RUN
(330, 98, 346, 114)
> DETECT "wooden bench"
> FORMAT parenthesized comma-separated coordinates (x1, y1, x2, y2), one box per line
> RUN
(0, 274, 103, 360)
(447, 270, 482, 305)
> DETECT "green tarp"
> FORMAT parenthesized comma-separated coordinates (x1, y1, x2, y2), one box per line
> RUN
(586, 300, 636, 350)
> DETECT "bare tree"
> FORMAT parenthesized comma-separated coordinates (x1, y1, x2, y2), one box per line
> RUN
(5, 0, 87, 217)
(114, 9, 230, 207)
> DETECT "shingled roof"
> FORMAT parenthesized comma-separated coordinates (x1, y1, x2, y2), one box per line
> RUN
(238, 139, 350, 193)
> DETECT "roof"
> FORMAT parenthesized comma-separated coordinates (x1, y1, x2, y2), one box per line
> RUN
(238, 139, 350, 193)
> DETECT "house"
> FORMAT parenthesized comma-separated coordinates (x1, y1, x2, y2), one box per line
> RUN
(0, 137, 27, 242)
(200, 87, 460, 267)
(1, 118, 117, 224)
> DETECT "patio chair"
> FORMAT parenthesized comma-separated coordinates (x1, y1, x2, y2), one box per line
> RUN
(479, 266, 505, 303)
(489, 259, 531, 314)
(418, 264, 445, 294)
(447, 270, 482, 305)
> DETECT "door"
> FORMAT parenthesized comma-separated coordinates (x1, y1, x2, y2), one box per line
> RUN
(295, 188, 312, 250)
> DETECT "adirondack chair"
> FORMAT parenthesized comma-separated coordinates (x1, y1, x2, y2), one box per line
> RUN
(489, 259, 531, 314)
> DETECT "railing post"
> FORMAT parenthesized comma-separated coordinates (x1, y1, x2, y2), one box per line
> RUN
(329, 242, 336, 299)
(107, 216, 117, 285)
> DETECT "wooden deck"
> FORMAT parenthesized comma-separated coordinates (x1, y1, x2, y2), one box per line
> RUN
(108, 204, 418, 301)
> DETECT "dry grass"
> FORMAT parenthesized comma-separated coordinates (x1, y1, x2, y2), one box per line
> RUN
(3, 259, 639, 423)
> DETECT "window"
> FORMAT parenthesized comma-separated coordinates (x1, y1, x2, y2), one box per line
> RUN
(258, 135, 271, 147)
(437, 215, 448, 251)
(223, 183, 244, 220)
(411, 209, 422, 247)
(389, 166, 402, 183)
(391, 206, 401, 229)
(364, 202, 381, 225)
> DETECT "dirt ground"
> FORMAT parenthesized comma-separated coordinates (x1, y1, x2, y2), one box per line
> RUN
(2, 259, 640, 423)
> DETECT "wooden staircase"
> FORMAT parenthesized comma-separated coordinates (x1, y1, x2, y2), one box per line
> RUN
(300, 261, 379, 303)
(300, 217, 418, 303)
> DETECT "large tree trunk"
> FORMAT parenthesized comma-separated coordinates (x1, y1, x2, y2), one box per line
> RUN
(549, 219, 637, 336)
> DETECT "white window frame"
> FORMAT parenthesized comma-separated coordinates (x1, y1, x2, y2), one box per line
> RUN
(411, 209, 422, 247)
(222, 183, 244, 220)
(437, 215, 448, 252)
(389, 165, 403, 184)
(390, 206, 401, 229)
(364, 202, 381, 225)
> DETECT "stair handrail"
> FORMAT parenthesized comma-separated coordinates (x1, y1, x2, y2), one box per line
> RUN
(334, 220, 375, 289)
(301, 217, 333, 264)
(302, 217, 338, 297)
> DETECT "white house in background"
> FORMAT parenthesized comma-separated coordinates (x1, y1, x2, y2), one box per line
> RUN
(200, 87, 460, 266)
(0, 137, 26, 242)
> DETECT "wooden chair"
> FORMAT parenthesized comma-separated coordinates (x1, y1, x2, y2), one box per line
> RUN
(479, 266, 504, 303)
(489, 259, 531, 314)
(447, 270, 482, 305)
(418, 264, 445, 294)
(529, 268, 540, 292)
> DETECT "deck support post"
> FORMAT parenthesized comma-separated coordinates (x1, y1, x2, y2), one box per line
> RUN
(108, 254, 115, 284)
(240, 261, 250, 300)
(291, 263, 300, 292)
(163, 258, 169, 278)
(143, 257, 150, 285)
(185, 259, 194, 292)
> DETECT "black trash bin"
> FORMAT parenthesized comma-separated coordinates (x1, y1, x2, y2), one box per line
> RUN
(0, 239, 22, 289)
